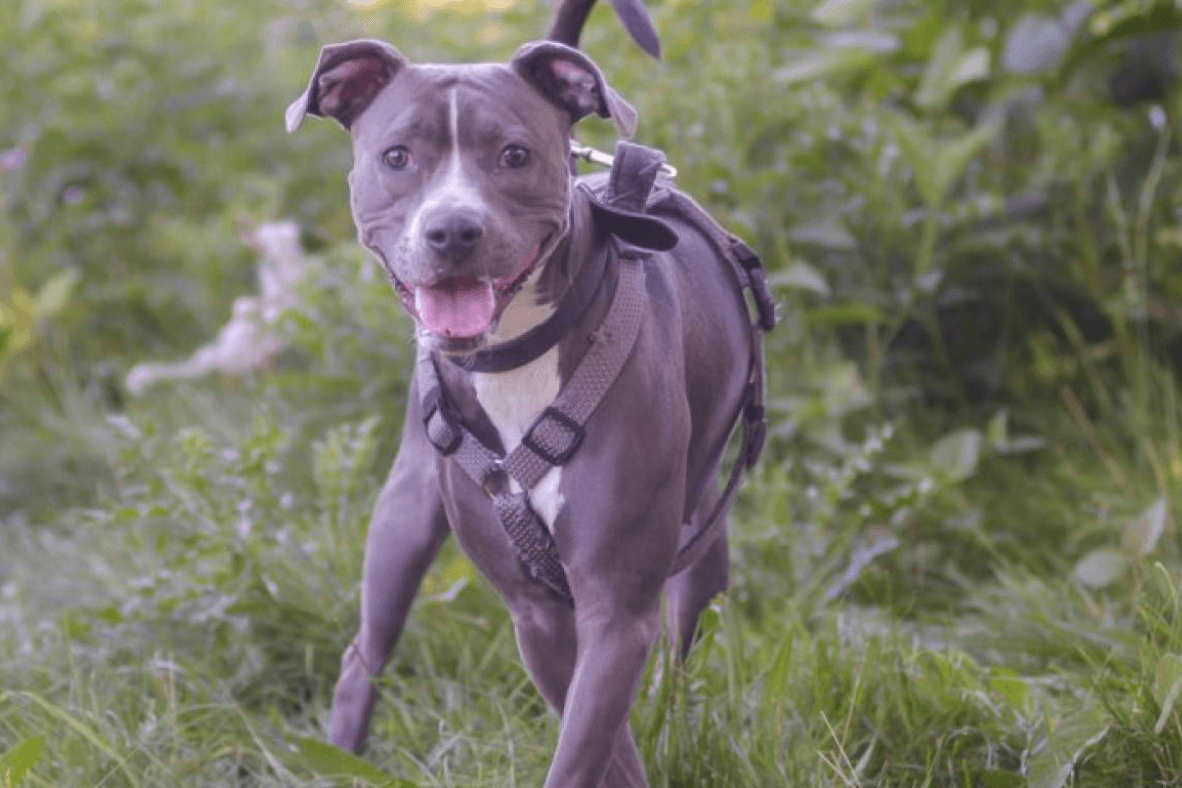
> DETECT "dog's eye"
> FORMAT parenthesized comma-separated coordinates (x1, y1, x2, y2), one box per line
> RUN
(383, 146, 413, 170)
(500, 145, 530, 169)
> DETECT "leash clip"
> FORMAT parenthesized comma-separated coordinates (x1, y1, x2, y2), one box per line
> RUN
(571, 142, 678, 179)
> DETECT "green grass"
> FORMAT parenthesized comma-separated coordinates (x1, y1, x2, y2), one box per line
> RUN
(4, 364, 1182, 787)
(5, 0, 1182, 785)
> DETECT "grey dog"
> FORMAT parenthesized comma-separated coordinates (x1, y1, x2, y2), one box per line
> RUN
(286, 1, 769, 785)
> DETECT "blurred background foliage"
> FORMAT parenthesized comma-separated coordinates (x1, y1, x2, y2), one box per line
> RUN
(5, 0, 1182, 785)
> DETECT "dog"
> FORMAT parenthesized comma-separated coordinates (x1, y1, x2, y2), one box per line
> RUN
(286, 2, 769, 785)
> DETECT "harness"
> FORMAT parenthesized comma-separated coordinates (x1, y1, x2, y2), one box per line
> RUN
(417, 141, 775, 603)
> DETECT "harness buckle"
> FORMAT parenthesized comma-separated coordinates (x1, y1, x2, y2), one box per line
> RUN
(422, 387, 462, 456)
(522, 407, 585, 466)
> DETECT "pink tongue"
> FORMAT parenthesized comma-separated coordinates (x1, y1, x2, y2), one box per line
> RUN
(415, 276, 496, 339)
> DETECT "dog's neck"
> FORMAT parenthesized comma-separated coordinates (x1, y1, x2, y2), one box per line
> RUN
(485, 184, 598, 348)
(488, 270, 555, 343)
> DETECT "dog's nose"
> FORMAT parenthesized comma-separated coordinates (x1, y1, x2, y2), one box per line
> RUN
(424, 212, 484, 260)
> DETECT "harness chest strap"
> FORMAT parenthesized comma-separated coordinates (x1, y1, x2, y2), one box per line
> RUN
(418, 246, 649, 602)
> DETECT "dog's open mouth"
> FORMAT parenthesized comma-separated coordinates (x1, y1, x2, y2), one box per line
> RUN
(414, 275, 496, 340)
(406, 242, 545, 346)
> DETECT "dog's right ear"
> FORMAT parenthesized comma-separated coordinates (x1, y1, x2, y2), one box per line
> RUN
(286, 40, 408, 133)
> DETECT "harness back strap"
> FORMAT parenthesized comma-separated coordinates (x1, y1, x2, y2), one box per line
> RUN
(607, 142, 774, 575)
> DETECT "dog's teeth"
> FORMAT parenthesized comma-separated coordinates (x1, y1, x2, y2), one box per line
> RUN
(414, 287, 424, 316)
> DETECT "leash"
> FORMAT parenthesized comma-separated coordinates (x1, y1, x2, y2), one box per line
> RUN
(571, 141, 678, 179)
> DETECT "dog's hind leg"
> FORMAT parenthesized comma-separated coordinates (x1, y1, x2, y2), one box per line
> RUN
(664, 495, 730, 658)
(329, 384, 451, 752)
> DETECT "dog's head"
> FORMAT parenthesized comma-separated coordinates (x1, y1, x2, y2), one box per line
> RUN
(286, 40, 635, 352)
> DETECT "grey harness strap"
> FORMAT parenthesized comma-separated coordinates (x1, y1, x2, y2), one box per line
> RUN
(503, 253, 646, 489)
(418, 246, 649, 602)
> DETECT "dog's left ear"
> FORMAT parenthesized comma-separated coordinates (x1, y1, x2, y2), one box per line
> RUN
(511, 42, 637, 137)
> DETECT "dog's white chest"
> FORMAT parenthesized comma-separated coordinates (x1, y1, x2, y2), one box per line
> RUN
(472, 288, 564, 531)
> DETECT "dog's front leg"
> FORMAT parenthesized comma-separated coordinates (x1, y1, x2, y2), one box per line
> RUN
(539, 598, 662, 788)
(329, 379, 450, 752)
(512, 599, 647, 787)
(540, 490, 681, 788)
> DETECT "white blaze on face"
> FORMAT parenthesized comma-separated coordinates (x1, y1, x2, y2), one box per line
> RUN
(405, 87, 485, 256)
(407, 87, 500, 339)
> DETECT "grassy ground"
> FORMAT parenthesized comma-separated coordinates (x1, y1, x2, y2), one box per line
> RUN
(5, 0, 1182, 786)
(5, 281, 1182, 788)
(4, 367, 1182, 787)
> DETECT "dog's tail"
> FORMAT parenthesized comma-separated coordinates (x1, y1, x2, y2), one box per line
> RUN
(548, 0, 661, 59)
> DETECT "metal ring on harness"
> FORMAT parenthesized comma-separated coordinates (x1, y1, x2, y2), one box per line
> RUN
(481, 462, 511, 499)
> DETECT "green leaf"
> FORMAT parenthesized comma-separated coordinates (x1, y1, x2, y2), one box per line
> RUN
(976, 769, 1026, 788)
(803, 302, 886, 326)
(774, 47, 876, 85)
(809, 0, 879, 27)
(295, 736, 415, 787)
(769, 261, 831, 297)
(952, 47, 990, 87)
(1121, 497, 1168, 557)
(32, 268, 80, 321)
(989, 670, 1030, 712)
(986, 410, 1009, 451)
(1028, 701, 1110, 788)
(914, 26, 964, 111)
(987, 410, 1047, 455)
(888, 114, 940, 208)
(818, 30, 900, 54)
(788, 217, 857, 250)
(998, 436, 1048, 454)
(1059, 0, 1182, 80)
(749, 0, 773, 24)
(763, 627, 796, 718)
(930, 121, 1000, 208)
(2, 692, 139, 788)
(928, 428, 982, 482)
(1073, 548, 1129, 589)
(1153, 653, 1182, 735)
(422, 550, 477, 601)
(0, 737, 45, 788)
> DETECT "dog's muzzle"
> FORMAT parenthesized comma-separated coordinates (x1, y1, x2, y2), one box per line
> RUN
(388, 243, 542, 348)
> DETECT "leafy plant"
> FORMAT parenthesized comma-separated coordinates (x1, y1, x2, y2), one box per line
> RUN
(0, 736, 44, 788)
(0, 267, 78, 382)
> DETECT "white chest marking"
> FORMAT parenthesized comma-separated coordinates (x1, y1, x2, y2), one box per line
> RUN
(473, 279, 564, 531)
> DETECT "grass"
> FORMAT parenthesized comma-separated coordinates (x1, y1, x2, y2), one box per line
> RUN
(4, 0, 1182, 785)
(3, 358, 1182, 787)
